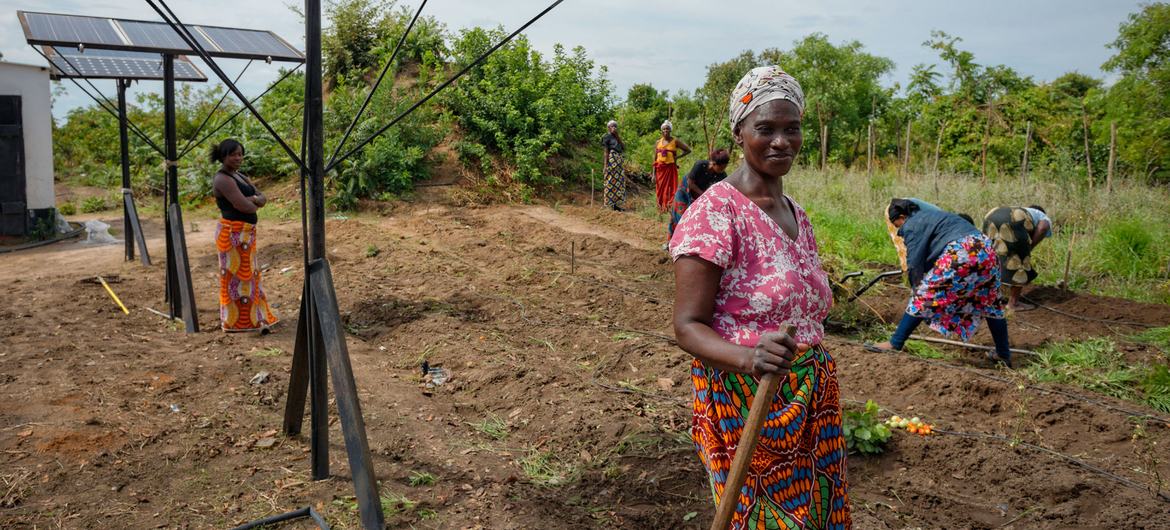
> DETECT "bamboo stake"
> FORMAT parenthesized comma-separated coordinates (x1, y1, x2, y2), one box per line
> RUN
(1081, 106, 1094, 189)
(1021, 120, 1032, 185)
(571, 241, 576, 274)
(908, 334, 1037, 356)
(1061, 232, 1076, 290)
(710, 325, 799, 530)
(590, 169, 594, 206)
(1107, 121, 1116, 194)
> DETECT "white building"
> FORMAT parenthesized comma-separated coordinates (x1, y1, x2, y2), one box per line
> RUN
(0, 61, 55, 236)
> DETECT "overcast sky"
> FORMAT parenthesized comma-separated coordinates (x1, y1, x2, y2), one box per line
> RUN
(0, 0, 1148, 122)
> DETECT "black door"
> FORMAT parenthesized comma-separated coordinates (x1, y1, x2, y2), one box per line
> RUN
(0, 95, 26, 236)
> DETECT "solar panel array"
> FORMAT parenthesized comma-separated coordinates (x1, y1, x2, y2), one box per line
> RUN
(18, 11, 303, 62)
(44, 46, 207, 81)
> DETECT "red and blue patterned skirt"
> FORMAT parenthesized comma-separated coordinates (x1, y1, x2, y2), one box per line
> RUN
(907, 234, 1005, 341)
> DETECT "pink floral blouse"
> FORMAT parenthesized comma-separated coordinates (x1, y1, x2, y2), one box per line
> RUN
(669, 181, 832, 346)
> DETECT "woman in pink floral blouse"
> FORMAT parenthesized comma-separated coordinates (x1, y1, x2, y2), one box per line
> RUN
(670, 66, 850, 530)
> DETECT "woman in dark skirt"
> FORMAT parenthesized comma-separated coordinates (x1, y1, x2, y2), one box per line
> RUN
(868, 199, 1013, 366)
(982, 205, 1052, 310)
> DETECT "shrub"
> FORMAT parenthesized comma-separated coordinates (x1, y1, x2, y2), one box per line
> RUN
(80, 196, 108, 213)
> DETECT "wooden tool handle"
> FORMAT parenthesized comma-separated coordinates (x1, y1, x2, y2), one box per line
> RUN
(709, 325, 798, 530)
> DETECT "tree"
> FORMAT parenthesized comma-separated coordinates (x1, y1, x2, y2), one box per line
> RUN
(1101, 2, 1170, 181)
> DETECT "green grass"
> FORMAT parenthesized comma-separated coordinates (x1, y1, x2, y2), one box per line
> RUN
(1025, 337, 1170, 412)
(1133, 325, 1170, 353)
(518, 450, 577, 487)
(903, 339, 955, 360)
(469, 414, 509, 441)
(251, 347, 285, 357)
(408, 471, 436, 487)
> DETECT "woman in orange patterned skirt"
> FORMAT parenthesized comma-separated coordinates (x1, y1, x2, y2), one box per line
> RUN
(671, 66, 850, 529)
(211, 139, 278, 332)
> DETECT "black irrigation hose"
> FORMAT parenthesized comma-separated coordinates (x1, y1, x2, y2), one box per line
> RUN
(933, 428, 1170, 504)
(326, 0, 567, 172)
(327, 0, 429, 169)
(834, 336, 1170, 425)
(228, 506, 330, 530)
(1020, 295, 1159, 329)
(0, 222, 84, 254)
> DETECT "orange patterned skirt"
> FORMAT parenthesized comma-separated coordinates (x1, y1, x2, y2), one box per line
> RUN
(692, 345, 850, 529)
(216, 219, 278, 332)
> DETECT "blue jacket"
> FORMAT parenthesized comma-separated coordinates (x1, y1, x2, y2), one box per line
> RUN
(898, 209, 981, 287)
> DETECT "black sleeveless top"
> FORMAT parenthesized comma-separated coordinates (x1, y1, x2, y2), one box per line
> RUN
(215, 171, 258, 224)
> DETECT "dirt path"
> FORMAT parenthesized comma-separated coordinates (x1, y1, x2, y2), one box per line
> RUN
(2, 194, 1169, 529)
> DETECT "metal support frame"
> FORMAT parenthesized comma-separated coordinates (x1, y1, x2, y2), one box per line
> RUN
(118, 79, 151, 265)
(142, 1, 567, 527)
(162, 54, 198, 331)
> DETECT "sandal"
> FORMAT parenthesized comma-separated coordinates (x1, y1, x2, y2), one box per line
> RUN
(863, 342, 898, 353)
(986, 351, 1013, 369)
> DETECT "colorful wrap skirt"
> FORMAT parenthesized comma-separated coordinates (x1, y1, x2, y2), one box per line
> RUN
(216, 219, 278, 332)
(981, 207, 1039, 286)
(654, 162, 679, 213)
(603, 151, 626, 209)
(668, 175, 693, 237)
(906, 234, 1005, 341)
(692, 346, 851, 530)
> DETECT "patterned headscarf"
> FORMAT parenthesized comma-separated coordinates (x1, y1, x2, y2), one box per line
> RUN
(661, 119, 673, 130)
(606, 120, 618, 128)
(728, 65, 805, 131)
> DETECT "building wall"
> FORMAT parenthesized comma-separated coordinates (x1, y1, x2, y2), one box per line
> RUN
(0, 62, 55, 210)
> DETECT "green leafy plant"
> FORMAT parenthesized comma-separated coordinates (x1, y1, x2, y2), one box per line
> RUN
(842, 400, 893, 455)
(408, 471, 436, 487)
(58, 202, 77, 216)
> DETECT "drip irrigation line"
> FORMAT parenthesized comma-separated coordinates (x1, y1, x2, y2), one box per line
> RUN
(327, 0, 429, 169)
(1020, 295, 1158, 329)
(834, 335, 1170, 425)
(933, 428, 1170, 504)
(326, 0, 567, 172)
(178, 59, 253, 156)
(145, 0, 309, 175)
(31, 46, 165, 155)
(0, 222, 84, 254)
(177, 65, 304, 159)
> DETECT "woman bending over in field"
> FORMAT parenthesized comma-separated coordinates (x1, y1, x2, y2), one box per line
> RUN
(868, 199, 1013, 366)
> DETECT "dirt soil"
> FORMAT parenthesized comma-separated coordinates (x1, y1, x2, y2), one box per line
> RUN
(2, 187, 1170, 529)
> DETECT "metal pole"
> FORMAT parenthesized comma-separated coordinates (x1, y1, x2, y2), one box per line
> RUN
(304, 0, 331, 484)
(118, 79, 134, 262)
(164, 55, 178, 317)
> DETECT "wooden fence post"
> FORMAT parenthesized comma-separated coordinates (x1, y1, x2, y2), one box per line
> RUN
(902, 120, 912, 177)
(1021, 120, 1031, 185)
(820, 124, 829, 171)
(867, 122, 874, 178)
(981, 102, 992, 183)
(1082, 106, 1094, 189)
(1107, 121, 1117, 194)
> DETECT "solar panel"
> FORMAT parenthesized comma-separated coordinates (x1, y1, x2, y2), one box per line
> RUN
(18, 11, 304, 63)
(44, 46, 207, 81)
